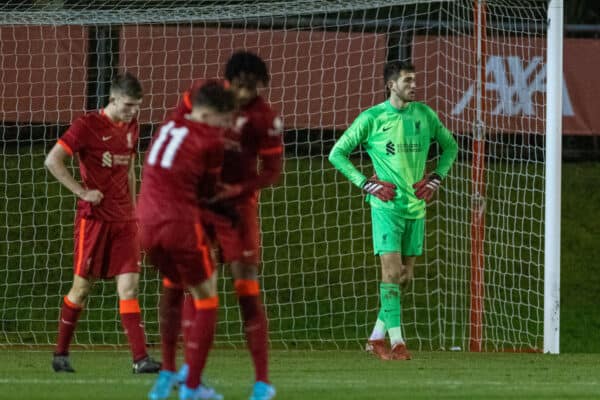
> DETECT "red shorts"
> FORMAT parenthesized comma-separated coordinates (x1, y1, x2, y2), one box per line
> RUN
(202, 200, 260, 265)
(73, 216, 140, 279)
(140, 219, 215, 288)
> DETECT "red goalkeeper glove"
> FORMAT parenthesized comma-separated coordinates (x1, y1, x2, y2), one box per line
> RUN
(362, 175, 396, 202)
(413, 173, 442, 203)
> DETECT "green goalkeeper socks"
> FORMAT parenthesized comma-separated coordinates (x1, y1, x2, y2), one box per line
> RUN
(379, 282, 404, 345)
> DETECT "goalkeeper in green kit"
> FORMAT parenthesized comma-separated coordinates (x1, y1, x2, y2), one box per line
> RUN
(328, 61, 458, 360)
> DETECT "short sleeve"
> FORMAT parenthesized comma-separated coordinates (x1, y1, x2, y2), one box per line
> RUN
(59, 117, 87, 155)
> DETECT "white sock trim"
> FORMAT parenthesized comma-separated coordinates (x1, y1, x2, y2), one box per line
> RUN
(369, 319, 386, 341)
(388, 327, 404, 346)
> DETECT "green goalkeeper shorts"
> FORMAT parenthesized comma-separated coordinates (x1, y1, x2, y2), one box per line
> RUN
(371, 207, 425, 256)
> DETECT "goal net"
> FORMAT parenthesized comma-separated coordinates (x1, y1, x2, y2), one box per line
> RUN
(0, 0, 549, 351)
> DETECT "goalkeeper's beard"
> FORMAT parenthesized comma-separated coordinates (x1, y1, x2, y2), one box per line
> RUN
(391, 87, 415, 103)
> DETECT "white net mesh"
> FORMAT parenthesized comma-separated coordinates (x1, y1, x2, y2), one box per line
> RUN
(0, 0, 548, 350)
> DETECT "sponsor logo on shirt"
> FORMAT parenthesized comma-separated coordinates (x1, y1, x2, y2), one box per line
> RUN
(113, 154, 132, 166)
(102, 151, 112, 167)
(101, 152, 131, 167)
(384, 141, 422, 154)
(385, 141, 395, 155)
(397, 143, 422, 152)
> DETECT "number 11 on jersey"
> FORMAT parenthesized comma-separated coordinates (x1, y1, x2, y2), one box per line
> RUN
(147, 121, 189, 168)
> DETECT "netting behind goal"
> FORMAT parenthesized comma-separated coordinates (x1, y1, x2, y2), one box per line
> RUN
(0, 0, 548, 351)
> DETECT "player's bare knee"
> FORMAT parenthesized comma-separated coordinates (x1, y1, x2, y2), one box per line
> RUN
(198, 273, 219, 298)
(69, 275, 92, 304)
(231, 261, 258, 280)
(397, 266, 409, 285)
(382, 270, 402, 284)
(115, 273, 140, 299)
(190, 276, 218, 299)
(398, 275, 408, 286)
(118, 286, 139, 300)
(67, 286, 89, 305)
(116, 276, 139, 299)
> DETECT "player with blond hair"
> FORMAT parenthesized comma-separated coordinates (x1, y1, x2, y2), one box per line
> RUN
(45, 72, 160, 373)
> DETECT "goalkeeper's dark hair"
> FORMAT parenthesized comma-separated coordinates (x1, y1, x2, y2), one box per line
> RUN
(192, 80, 236, 113)
(383, 61, 415, 98)
(110, 72, 143, 99)
(225, 51, 270, 85)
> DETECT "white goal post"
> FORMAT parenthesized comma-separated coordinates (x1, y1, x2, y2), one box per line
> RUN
(0, 0, 560, 352)
(544, 0, 563, 355)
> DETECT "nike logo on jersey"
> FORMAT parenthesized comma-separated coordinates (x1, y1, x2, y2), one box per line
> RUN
(382, 126, 392, 132)
(102, 136, 112, 141)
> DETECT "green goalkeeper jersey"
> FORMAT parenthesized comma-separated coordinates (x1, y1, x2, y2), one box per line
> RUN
(329, 100, 458, 219)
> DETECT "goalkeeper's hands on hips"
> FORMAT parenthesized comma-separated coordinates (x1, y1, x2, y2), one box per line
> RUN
(363, 175, 396, 202)
(413, 173, 442, 203)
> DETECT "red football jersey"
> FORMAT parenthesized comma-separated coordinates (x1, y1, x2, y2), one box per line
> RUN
(172, 89, 283, 202)
(136, 117, 224, 223)
(222, 96, 283, 198)
(58, 110, 138, 221)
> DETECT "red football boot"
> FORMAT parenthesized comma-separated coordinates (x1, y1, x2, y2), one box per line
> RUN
(389, 342, 412, 360)
(365, 339, 391, 361)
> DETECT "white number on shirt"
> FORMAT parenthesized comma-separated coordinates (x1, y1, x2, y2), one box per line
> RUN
(147, 121, 189, 168)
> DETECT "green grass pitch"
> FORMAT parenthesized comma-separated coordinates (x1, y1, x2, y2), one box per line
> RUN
(1, 349, 599, 400)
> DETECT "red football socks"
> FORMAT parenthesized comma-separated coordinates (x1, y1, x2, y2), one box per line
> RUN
(185, 297, 218, 389)
(159, 287, 184, 371)
(55, 296, 83, 356)
(182, 293, 196, 348)
(119, 299, 148, 362)
(239, 295, 269, 383)
(235, 280, 269, 383)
